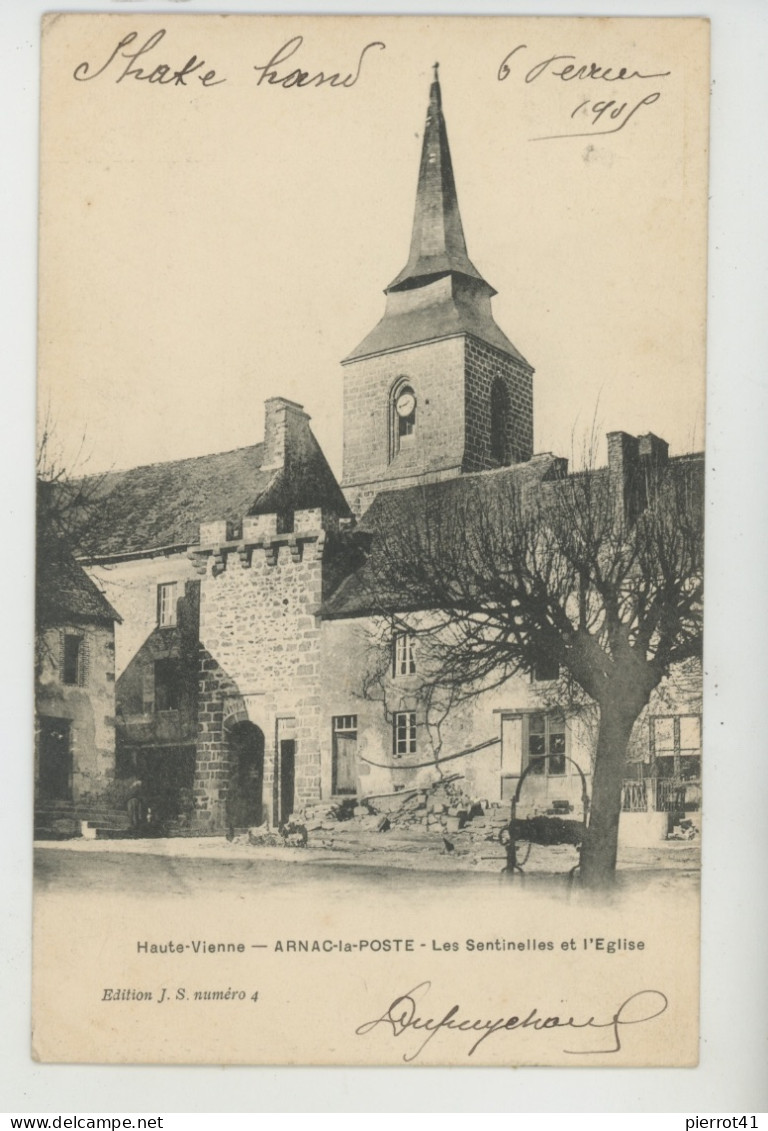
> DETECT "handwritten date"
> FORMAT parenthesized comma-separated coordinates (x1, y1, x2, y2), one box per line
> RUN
(498, 44, 669, 141)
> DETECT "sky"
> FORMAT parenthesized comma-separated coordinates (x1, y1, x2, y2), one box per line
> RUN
(37, 14, 709, 480)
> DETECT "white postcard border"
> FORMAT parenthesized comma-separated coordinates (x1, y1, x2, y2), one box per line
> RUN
(3, 0, 767, 1114)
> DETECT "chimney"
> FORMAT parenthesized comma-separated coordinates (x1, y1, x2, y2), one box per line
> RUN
(608, 431, 669, 523)
(607, 431, 642, 525)
(638, 432, 669, 470)
(262, 397, 311, 471)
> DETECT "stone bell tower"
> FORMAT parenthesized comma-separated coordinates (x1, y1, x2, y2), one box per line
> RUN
(341, 65, 534, 517)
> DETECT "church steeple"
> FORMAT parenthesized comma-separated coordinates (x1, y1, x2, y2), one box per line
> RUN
(345, 68, 523, 363)
(387, 64, 490, 295)
(341, 68, 534, 517)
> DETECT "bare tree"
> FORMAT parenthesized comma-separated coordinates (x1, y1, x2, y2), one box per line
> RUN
(354, 446, 703, 887)
(35, 418, 114, 668)
(361, 613, 475, 775)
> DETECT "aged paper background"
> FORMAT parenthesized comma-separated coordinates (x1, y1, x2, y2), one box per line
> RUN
(32, 13, 709, 1069)
(0, 0, 764, 1113)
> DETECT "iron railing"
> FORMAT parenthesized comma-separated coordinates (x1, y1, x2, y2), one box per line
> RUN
(621, 776, 701, 813)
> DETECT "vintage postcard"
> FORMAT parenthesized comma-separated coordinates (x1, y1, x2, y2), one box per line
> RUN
(33, 14, 708, 1066)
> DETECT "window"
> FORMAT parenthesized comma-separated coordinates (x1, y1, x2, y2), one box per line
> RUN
(527, 713, 566, 775)
(332, 715, 358, 795)
(651, 715, 701, 780)
(393, 711, 417, 758)
(276, 510, 295, 535)
(62, 634, 84, 686)
(154, 659, 181, 712)
(393, 632, 416, 676)
(333, 714, 358, 732)
(392, 383, 417, 455)
(157, 582, 178, 627)
(533, 657, 560, 682)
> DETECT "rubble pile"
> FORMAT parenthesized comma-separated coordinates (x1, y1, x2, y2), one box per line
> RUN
(374, 775, 506, 857)
(290, 775, 514, 863)
(244, 776, 583, 868)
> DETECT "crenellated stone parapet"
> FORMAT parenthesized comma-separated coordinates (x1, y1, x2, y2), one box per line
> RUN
(188, 513, 331, 578)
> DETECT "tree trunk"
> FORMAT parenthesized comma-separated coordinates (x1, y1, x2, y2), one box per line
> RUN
(580, 702, 639, 889)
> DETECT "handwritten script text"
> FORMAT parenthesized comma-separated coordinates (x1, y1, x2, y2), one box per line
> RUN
(498, 44, 670, 141)
(356, 981, 669, 1062)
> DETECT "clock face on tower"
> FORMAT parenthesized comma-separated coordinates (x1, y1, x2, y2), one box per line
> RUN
(395, 390, 416, 418)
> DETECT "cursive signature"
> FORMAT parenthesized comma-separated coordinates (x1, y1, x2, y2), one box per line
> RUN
(356, 981, 669, 1062)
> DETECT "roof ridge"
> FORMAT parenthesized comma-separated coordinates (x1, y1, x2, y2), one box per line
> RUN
(85, 440, 265, 481)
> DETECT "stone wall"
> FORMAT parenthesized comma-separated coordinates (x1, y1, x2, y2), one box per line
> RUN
(35, 619, 116, 806)
(319, 614, 584, 808)
(464, 336, 534, 470)
(89, 553, 200, 681)
(342, 334, 534, 516)
(318, 615, 702, 842)
(342, 336, 467, 513)
(191, 521, 329, 829)
(87, 554, 202, 818)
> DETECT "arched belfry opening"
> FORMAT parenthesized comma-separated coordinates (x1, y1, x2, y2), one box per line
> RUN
(490, 377, 510, 465)
(225, 720, 265, 830)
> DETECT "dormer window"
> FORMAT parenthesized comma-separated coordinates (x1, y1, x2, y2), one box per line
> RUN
(392, 383, 417, 454)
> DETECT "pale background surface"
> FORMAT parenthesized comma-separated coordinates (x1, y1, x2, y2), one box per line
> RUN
(38, 15, 706, 478)
(31, 11, 707, 1070)
(2, 0, 767, 1113)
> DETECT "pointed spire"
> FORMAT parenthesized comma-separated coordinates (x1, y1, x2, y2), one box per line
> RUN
(343, 66, 524, 363)
(387, 66, 491, 294)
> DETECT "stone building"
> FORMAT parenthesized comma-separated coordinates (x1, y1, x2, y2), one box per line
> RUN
(66, 70, 701, 842)
(35, 543, 120, 837)
(86, 397, 350, 830)
(321, 445, 703, 846)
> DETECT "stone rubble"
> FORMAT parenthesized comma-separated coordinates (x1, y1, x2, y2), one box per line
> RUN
(239, 774, 516, 867)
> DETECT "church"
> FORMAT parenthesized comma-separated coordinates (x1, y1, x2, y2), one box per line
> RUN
(35, 70, 702, 846)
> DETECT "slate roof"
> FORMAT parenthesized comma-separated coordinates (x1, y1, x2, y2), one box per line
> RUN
(321, 456, 565, 619)
(321, 453, 704, 620)
(79, 444, 270, 557)
(37, 553, 120, 626)
(386, 70, 487, 295)
(79, 439, 350, 559)
(344, 294, 528, 364)
(343, 72, 528, 365)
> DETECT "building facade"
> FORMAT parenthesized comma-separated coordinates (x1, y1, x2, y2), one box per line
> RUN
(34, 549, 120, 837)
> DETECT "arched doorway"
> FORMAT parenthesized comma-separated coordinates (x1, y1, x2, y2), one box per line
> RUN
(226, 721, 265, 830)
